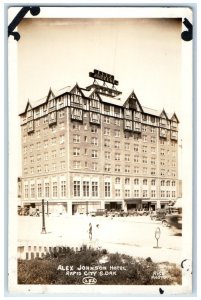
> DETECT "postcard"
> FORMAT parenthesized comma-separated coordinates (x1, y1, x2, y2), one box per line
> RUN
(8, 6, 193, 296)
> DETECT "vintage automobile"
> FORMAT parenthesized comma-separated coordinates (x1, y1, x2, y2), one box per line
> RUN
(95, 209, 108, 217)
(150, 209, 168, 222)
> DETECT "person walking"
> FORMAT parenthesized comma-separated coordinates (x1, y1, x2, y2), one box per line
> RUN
(89, 222, 92, 241)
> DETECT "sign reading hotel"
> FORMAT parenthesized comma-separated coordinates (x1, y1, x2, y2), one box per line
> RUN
(89, 69, 119, 86)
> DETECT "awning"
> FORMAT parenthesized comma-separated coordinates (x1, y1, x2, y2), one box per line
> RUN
(124, 198, 142, 203)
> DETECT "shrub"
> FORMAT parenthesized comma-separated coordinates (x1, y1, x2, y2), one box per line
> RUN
(18, 247, 181, 285)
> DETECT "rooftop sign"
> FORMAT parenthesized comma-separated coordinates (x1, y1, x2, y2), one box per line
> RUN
(89, 69, 119, 86)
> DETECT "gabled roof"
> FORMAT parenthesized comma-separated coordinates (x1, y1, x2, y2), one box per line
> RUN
(142, 106, 161, 117)
(19, 99, 32, 115)
(123, 90, 143, 112)
(170, 112, 179, 123)
(160, 109, 168, 119)
(70, 83, 85, 97)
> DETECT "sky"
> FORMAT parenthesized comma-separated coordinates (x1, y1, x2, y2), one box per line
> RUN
(18, 18, 182, 116)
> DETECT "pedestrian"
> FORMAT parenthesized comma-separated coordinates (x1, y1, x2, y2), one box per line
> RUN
(89, 222, 92, 241)
(94, 224, 101, 249)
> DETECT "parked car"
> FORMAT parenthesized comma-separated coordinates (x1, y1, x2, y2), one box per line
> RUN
(127, 209, 138, 216)
(150, 209, 168, 221)
(95, 209, 108, 216)
(116, 209, 129, 217)
(89, 210, 97, 217)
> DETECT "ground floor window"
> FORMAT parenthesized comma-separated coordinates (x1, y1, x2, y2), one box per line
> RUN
(74, 181, 80, 197)
(52, 182, 58, 197)
(61, 181, 66, 197)
(105, 182, 111, 197)
(83, 181, 89, 197)
(45, 183, 50, 198)
(92, 181, 98, 197)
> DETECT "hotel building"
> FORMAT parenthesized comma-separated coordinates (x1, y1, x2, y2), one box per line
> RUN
(19, 70, 180, 215)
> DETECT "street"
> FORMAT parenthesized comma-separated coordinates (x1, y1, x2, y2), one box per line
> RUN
(18, 215, 182, 264)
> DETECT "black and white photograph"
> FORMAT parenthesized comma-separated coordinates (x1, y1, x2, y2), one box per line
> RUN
(8, 6, 193, 295)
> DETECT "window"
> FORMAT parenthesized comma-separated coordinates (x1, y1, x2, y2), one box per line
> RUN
(59, 110, 65, 118)
(37, 165, 42, 173)
(73, 161, 81, 169)
(134, 190, 139, 198)
(160, 149, 165, 156)
(92, 150, 98, 158)
(84, 149, 88, 155)
(37, 154, 41, 162)
(172, 181, 176, 186)
(91, 125, 98, 133)
(151, 117, 155, 123)
(105, 151, 111, 160)
(85, 162, 88, 168)
(151, 137, 156, 143)
(151, 168, 156, 175)
(172, 191, 176, 198)
(30, 184, 35, 198)
(125, 178, 130, 185)
(52, 163, 56, 171)
(51, 137, 56, 146)
(91, 137, 98, 145)
(84, 136, 88, 142)
(125, 143, 130, 150)
(73, 134, 80, 143)
(45, 183, 50, 198)
(161, 169, 165, 176)
(142, 156, 148, 164)
(151, 190, 156, 198)
(142, 190, 148, 198)
(151, 127, 155, 133)
(125, 189, 130, 198)
(166, 180, 170, 186)
(24, 184, 28, 198)
(104, 116, 110, 124)
(160, 190, 165, 198)
(114, 130, 120, 137)
(143, 167, 148, 174)
(92, 182, 98, 197)
(52, 182, 58, 197)
(30, 167, 34, 174)
(44, 164, 49, 173)
(160, 159, 165, 166)
(72, 122, 80, 130)
(104, 164, 111, 172)
(151, 158, 156, 165)
(104, 128, 110, 136)
(172, 171, 176, 177)
(44, 140, 48, 148)
(60, 134, 65, 144)
(83, 181, 89, 197)
(166, 191, 171, 198)
(134, 166, 139, 174)
(115, 189, 121, 197)
(115, 177, 121, 184)
(151, 179, 156, 186)
(161, 180, 165, 186)
(125, 166, 130, 173)
(142, 115, 147, 122)
(151, 147, 156, 154)
(134, 155, 139, 163)
(134, 178, 139, 185)
(61, 181, 66, 197)
(43, 116, 48, 124)
(24, 146, 27, 154)
(114, 141, 120, 149)
(44, 152, 48, 161)
(142, 135, 147, 142)
(36, 130, 40, 138)
(142, 125, 147, 132)
(115, 165, 121, 172)
(125, 154, 130, 161)
(73, 181, 80, 197)
(142, 146, 147, 153)
(60, 161, 65, 170)
(105, 182, 111, 197)
(114, 119, 120, 126)
(134, 144, 139, 152)
(104, 139, 110, 148)
(115, 153, 120, 161)
(92, 162, 98, 171)
(37, 183, 42, 198)
(60, 148, 64, 157)
(143, 179, 147, 185)
(73, 147, 80, 156)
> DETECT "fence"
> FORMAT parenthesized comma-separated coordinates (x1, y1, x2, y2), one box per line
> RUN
(17, 240, 93, 260)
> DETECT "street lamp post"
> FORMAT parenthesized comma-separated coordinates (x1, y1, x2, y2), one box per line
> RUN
(41, 199, 46, 234)
(47, 200, 49, 216)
